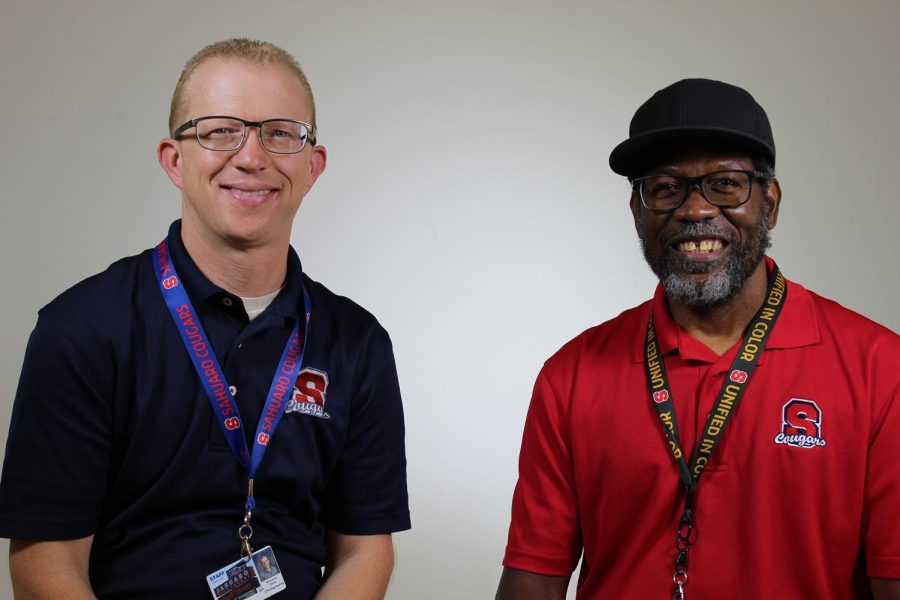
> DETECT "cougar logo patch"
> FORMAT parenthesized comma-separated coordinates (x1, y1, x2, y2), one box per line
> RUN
(285, 367, 330, 419)
(774, 398, 827, 448)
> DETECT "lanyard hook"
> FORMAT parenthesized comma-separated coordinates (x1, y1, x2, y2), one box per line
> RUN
(239, 499, 254, 560)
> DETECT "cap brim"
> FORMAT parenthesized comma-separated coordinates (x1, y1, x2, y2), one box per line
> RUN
(608, 127, 775, 178)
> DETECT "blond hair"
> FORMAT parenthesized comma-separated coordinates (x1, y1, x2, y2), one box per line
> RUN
(168, 38, 316, 135)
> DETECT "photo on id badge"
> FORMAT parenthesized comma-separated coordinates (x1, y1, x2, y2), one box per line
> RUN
(206, 545, 286, 599)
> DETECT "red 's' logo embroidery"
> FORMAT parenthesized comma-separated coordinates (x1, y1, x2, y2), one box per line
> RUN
(224, 417, 241, 430)
(257, 433, 270, 446)
(774, 398, 827, 448)
(162, 276, 179, 289)
(729, 370, 748, 383)
(286, 368, 331, 419)
(653, 389, 670, 404)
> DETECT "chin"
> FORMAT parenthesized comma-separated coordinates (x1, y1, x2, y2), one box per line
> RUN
(217, 226, 272, 247)
(662, 271, 739, 306)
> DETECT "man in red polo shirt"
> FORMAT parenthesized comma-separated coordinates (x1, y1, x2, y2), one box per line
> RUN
(497, 79, 900, 599)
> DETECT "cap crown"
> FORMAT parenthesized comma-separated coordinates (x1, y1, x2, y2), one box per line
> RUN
(609, 78, 775, 177)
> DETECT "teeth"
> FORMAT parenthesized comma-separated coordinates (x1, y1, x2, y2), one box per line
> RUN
(677, 239, 722, 253)
(233, 189, 272, 197)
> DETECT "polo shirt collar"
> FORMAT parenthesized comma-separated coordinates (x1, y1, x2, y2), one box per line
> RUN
(633, 256, 820, 363)
(165, 220, 305, 323)
(763, 259, 820, 351)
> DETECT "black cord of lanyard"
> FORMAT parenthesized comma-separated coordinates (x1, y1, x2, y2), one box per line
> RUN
(643, 267, 787, 599)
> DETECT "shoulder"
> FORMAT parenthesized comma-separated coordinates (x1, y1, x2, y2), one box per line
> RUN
(20, 250, 153, 403)
(37, 249, 153, 339)
(543, 300, 650, 376)
(301, 272, 394, 354)
(800, 284, 898, 349)
(786, 282, 899, 399)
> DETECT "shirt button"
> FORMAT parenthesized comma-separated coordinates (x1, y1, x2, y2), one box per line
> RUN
(222, 297, 233, 307)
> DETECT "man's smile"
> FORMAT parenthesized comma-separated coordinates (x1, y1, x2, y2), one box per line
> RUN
(220, 184, 279, 205)
(674, 238, 724, 253)
(665, 227, 733, 265)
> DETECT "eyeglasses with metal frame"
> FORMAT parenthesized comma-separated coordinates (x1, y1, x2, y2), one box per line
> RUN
(172, 116, 317, 154)
(632, 169, 772, 212)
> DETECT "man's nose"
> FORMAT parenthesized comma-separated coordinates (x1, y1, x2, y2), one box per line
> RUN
(232, 127, 271, 169)
(673, 184, 719, 221)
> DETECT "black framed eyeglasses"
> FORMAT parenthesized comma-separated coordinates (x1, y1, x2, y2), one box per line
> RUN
(632, 170, 772, 212)
(172, 116, 317, 154)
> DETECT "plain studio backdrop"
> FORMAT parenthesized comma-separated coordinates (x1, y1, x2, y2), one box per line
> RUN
(1, 1, 898, 598)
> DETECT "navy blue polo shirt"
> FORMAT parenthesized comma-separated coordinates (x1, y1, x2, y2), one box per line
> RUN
(0, 221, 410, 599)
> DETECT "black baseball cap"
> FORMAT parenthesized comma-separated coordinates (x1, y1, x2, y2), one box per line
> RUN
(608, 78, 775, 178)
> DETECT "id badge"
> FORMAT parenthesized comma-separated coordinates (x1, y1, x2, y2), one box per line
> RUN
(206, 546, 286, 599)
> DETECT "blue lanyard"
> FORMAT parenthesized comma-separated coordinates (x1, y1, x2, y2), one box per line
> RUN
(152, 239, 310, 512)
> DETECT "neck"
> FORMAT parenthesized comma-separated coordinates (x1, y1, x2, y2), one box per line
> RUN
(667, 263, 769, 356)
(181, 229, 289, 297)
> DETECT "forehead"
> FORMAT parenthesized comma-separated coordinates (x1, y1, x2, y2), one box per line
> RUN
(181, 58, 311, 121)
(641, 142, 754, 175)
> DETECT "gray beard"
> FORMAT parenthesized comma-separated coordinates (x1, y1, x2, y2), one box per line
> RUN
(638, 213, 771, 308)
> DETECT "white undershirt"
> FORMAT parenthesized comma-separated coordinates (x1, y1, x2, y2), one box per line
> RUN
(240, 288, 282, 321)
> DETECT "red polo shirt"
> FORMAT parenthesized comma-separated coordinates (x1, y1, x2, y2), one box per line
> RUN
(504, 260, 900, 598)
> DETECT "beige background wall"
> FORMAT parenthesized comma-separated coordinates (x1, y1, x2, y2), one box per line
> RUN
(1, 1, 898, 597)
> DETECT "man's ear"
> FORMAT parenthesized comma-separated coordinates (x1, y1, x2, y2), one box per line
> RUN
(763, 178, 782, 230)
(304, 144, 327, 195)
(158, 137, 184, 190)
(629, 191, 643, 232)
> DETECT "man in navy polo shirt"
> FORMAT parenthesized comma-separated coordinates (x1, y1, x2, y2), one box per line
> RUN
(0, 38, 410, 599)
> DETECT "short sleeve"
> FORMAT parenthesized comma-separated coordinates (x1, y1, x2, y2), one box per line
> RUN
(862, 334, 900, 578)
(503, 367, 582, 575)
(0, 315, 113, 540)
(319, 330, 410, 534)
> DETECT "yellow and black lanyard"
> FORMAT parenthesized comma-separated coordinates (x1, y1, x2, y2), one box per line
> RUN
(643, 267, 787, 600)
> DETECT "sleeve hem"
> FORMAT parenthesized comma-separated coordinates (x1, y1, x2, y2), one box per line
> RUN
(503, 549, 578, 577)
(868, 556, 900, 579)
(0, 517, 97, 541)
(322, 512, 411, 535)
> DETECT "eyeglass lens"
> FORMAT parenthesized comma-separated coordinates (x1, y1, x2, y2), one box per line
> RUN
(195, 118, 309, 153)
(640, 171, 752, 210)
